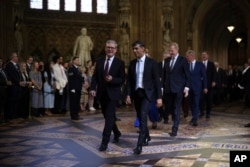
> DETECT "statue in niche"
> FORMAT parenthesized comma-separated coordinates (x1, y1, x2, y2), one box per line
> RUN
(15, 23, 23, 56)
(73, 27, 94, 67)
(118, 28, 130, 65)
(163, 29, 172, 51)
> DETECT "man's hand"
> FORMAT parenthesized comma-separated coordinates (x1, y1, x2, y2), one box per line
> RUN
(126, 96, 131, 105)
(70, 89, 75, 93)
(105, 75, 112, 82)
(90, 90, 96, 97)
(183, 88, 189, 97)
(156, 98, 162, 108)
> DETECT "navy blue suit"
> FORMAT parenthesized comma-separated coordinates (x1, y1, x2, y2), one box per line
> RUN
(90, 56, 125, 145)
(163, 55, 190, 134)
(5, 62, 21, 119)
(68, 65, 83, 119)
(200, 60, 216, 118)
(189, 61, 207, 123)
(126, 56, 161, 146)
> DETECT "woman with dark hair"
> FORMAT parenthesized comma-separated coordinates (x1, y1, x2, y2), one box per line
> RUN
(43, 61, 55, 115)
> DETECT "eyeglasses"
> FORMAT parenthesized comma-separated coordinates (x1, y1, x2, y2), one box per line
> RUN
(106, 47, 116, 50)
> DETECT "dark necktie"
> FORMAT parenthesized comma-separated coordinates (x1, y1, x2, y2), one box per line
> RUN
(104, 58, 110, 76)
(190, 62, 193, 72)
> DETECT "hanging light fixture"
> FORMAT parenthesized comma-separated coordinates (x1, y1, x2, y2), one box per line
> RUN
(235, 37, 242, 43)
(227, 25, 235, 32)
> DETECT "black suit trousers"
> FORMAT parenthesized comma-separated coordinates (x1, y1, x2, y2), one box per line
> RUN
(69, 91, 81, 119)
(134, 89, 150, 146)
(100, 90, 120, 145)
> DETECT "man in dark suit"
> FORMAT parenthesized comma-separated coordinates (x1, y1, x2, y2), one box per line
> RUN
(200, 51, 216, 119)
(26, 56, 33, 75)
(158, 51, 170, 124)
(186, 50, 207, 126)
(162, 42, 190, 137)
(68, 56, 84, 120)
(5, 52, 22, 120)
(90, 40, 125, 152)
(213, 61, 226, 105)
(126, 41, 162, 154)
(0, 58, 11, 122)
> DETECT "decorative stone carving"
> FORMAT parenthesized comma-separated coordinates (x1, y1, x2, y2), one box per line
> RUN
(119, 0, 131, 28)
(163, 29, 172, 52)
(118, 28, 130, 65)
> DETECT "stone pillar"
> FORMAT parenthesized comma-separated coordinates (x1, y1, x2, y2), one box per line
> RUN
(162, 0, 174, 52)
(119, 0, 131, 66)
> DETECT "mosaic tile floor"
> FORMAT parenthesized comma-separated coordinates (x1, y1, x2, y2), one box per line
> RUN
(0, 101, 249, 167)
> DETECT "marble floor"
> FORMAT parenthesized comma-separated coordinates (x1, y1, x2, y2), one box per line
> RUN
(0, 101, 250, 167)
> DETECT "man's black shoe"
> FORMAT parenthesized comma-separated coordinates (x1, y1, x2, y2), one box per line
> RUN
(244, 123, 250, 127)
(133, 146, 142, 154)
(189, 121, 198, 126)
(142, 136, 151, 146)
(169, 132, 177, 137)
(98, 144, 107, 151)
(112, 133, 121, 143)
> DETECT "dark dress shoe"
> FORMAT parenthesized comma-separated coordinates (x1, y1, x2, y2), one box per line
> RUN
(199, 114, 204, 118)
(169, 132, 177, 137)
(112, 133, 121, 143)
(133, 146, 142, 154)
(152, 122, 157, 129)
(189, 120, 198, 126)
(244, 123, 250, 127)
(163, 120, 168, 124)
(98, 144, 107, 151)
(142, 136, 151, 146)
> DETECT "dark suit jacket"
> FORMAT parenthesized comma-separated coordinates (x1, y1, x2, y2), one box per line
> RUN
(205, 61, 216, 88)
(0, 69, 8, 87)
(190, 61, 207, 94)
(126, 56, 162, 101)
(215, 68, 226, 88)
(5, 62, 21, 87)
(68, 65, 83, 91)
(90, 56, 125, 101)
(163, 55, 190, 93)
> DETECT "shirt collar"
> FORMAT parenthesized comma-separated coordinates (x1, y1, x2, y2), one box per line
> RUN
(138, 55, 146, 62)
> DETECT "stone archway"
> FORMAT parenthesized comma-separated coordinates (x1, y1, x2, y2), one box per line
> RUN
(189, 0, 249, 68)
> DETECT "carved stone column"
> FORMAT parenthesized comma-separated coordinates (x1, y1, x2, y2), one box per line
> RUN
(13, 0, 24, 57)
(119, 0, 131, 66)
(162, 0, 174, 52)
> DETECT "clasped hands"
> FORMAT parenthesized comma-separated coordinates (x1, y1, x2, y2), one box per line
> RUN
(105, 75, 112, 82)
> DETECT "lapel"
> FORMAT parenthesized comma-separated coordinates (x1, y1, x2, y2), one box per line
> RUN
(132, 59, 137, 80)
(143, 57, 149, 79)
(109, 57, 116, 73)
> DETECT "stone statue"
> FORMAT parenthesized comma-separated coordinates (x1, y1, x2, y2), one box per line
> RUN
(73, 27, 93, 67)
(118, 28, 130, 65)
(15, 23, 23, 56)
(163, 29, 172, 51)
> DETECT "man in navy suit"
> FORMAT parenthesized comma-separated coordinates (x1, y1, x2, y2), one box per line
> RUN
(186, 50, 207, 126)
(5, 52, 22, 120)
(163, 42, 190, 137)
(90, 40, 125, 151)
(126, 41, 162, 154)
(158, 51, 170, 124)
(200, 51, 216, 119)
(68, 56, 84, 120)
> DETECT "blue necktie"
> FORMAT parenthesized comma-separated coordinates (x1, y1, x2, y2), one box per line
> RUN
(170, 57, 175, 70)
(190, 62, 193, 71)
(136, 59, 141, 89)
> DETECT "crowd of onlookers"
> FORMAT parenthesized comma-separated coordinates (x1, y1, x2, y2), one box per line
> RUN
(0, 51, 249, 124)
(0, 52, 99, 123)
